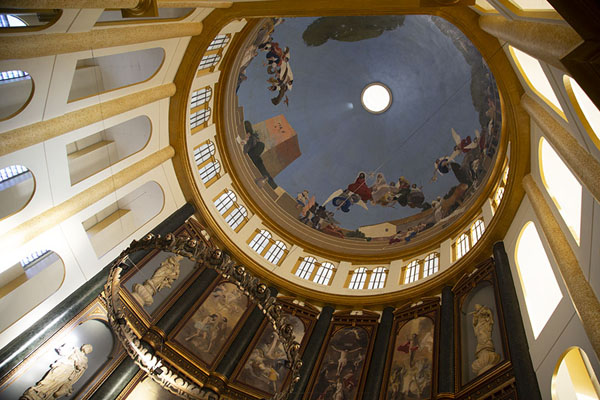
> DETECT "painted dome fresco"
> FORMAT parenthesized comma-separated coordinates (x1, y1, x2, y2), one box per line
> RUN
(225, 15, 502, 254)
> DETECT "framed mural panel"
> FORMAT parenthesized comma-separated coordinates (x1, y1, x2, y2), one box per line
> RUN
(120, 222, 208, 325)
(116, 370, 182, 400)
(229, 297, 318, 398)
(168, 277, 254, 371)
(452, 258, 510, 393)
(305, 310, 379, 400)
(381, 297, 440, 400)
(0, 298, 125, 400)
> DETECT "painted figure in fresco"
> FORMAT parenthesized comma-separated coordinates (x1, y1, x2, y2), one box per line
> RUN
(21, 344, 93, 400)
(327, 172, 372, 213)
(185, 313, 219, 344)
(471, 304, 501, 376)
(331, 345, 363, 376)
(397, 332, 420, 366)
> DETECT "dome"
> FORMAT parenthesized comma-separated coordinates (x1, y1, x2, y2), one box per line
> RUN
(225, 15, 503, 257)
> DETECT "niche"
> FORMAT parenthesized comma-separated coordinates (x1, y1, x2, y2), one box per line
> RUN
(0, 250, 64, 333)
(82, 181, 164, 258)
(68, 47, 165, 102)
(67, 115, 151, 185)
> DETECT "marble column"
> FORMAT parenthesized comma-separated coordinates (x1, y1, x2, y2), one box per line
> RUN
(438, 286, 455, 394)
(523, 174, 600, 358)
(0, 203, 194, 380)
(493, 241, 542, 400)
(288, 306, 334, 400)
(479, 15, 581, 70)
(521, 94, 600, 204)
(0, 83, 175, 157)
(88, 358, 139, 400)
(215, 287, 278, 377)
(0, 146, 175, 252)
(0, 23, 203, 60)
(363, 307, 394, 399)
(0, 0, 137, 7)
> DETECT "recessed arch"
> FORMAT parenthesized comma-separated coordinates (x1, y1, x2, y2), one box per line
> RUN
(67, 115, 152, 185)
(539, 137, 582, 244)
(0, 250, 65, 333)
(0, 164, 35, 221)
(552, 347, 600, 400)
(514, 221, 562, 338)
(68, 47, 165, 102)
(509, 46, 566, 120)
(564, 75, 600, 151)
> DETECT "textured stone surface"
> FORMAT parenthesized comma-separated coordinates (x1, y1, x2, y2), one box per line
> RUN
(0, 23, 203, 60)
(0, 146, 175, 251)
(438, 286, 455, 393)
(523, 174, 600, 359)
(480, 15, 581, 69)
(0, 84, 175, 157)
(522, 93, 600, 204)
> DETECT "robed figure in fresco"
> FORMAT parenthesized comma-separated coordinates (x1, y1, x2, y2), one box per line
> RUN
(21, 344, 93, 400)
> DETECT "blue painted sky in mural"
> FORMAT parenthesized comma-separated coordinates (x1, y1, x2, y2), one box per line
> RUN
(237, 16, 486, 231)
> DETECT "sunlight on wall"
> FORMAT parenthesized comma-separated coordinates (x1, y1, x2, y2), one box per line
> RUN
(508, 0, 554, 10)
(552, 347, 600, 400)
(515, 221, 562, 339)
(539, 138, 582, 244)
(564, 75, 600, 150)
(509, 46, 565, 119)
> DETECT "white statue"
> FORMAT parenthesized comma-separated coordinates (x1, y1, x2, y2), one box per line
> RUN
(21, 344, 93, 400)
(471, 304, 501, 376)
(132, 255, 182, 307)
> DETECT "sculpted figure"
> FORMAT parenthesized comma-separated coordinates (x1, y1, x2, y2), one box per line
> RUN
(471, 304, 501, 375)
(132, 255, 182, 307)
(21, 344, 93, 400)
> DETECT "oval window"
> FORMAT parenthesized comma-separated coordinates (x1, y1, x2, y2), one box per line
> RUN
(0, 165, 35, 220)
(0, 70, 33, 120)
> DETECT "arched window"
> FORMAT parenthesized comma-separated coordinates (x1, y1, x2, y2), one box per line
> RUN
(198, 54, 221, 71)
(264, 241, 286, 264)
(198, 160, 220, 184)
(456, 233, 470, 259)
(0, 10, 61, 29)
(314, 262, 334, 285)
(564, 75, 600, 151)
(515, 221, 562, 338)
(225, 205, 247, 230)
(404, 260, 420, 284)
(349, 267, 367, 290)
(0, 164, 35, 220)
(191, 87, 212, 109)
(494, 186, 505, 205)
(509, 46, 565, 118)
(214, 190, 236, 215)
(249, 230, 271, 254)
(0, 69, 33, 120)
(539, 137, 582, 244)
(190, 108, 211, 129)
(194, 141, 216, 166)
(207, 34, 230, 51)
(471, 219, 485, 245)
(423, 253, 440, 278)
(368, 267, 387, 289)
(296, 257, 316, 280)
(552, 347, 600, 400)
